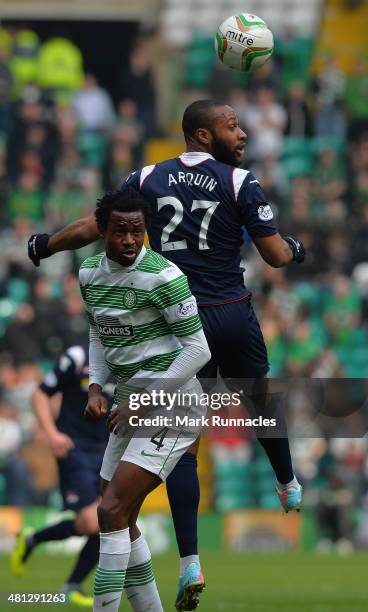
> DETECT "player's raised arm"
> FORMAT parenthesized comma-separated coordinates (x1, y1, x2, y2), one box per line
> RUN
(28, 213, 99, 266)
(28, 173, 143, 266)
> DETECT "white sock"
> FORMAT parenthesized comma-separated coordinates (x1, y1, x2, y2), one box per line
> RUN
(93, 528, 131, 612)
(125, 534, 163, 612)
(180, 555, 200, 576)
(277, 475, 298, 490)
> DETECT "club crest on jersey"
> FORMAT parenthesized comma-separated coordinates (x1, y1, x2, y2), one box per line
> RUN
(258, 204, 273, 221)
(176, 299, 197, 318)
(96, 315, 134, 337)
(123, 289, 137, 308)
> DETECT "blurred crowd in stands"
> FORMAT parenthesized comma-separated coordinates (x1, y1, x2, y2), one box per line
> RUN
(1, 24, 368, 551)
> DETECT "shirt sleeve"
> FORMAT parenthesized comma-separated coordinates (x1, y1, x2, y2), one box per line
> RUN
(79, 267, 110, 388)
(39, 346, 85, 396)
(149, 267, 204, 338)
(89, 326, 110, 387)
(237, 172, 278, 238)
(79, 268, 96, 328)
(120, 169, 141, 192)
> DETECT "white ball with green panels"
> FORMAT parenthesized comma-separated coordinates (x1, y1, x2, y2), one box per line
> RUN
(215, 13, 274, 73)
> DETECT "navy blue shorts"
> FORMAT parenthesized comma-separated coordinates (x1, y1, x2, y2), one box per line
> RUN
(197, 299, 269, 382)
(57, 447, 104, 512)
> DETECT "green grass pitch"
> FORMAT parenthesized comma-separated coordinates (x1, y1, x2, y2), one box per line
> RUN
(1, 551, 368, 611)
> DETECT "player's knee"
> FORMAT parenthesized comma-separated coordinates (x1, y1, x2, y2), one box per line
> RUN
(75, 504, 99, 535)
(97, 496, 129, 531)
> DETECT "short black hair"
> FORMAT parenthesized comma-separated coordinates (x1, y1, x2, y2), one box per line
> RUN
(95, 187, 150, 230)
(182, 99, 221, 139)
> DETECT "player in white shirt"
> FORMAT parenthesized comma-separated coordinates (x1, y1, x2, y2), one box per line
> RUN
(81, 187, 210, 612)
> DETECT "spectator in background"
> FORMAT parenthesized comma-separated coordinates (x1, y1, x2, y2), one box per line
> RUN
(44, 178, 75, 228)
(7, 170, 44, 223)
(55, 102, 78, 147)
(312, 147, 347, 206)
(116, 99, 143, 144)
(0, 44, 14, 137)
(275, 27, 313, 93)
(0, 218, 36, 282)
(120, 44, 156, 137)
(37, 36, 83, 99)
(242, 87, 286, 160)
(250, 154, 286, 203)
(261, 318, 285, 376)
(286, 319, 324, 375)
(345, 59, 368, 141)
(30, 277, 68, 359)
(7, 89, 59, 186)
(69, 166, 101, 223)
(72, 74, 115, 134)
(288, 176, 313, 224)
(104, 138, 134, 189)
(248, 57, 280, 95)
(0, 303, 42, 364)
(324, 234, 352, 276)
(53, 143, 81, 189)
(284, 81, 313, 138)
(227, 87, 248, 128)
(115, 98, 144, 165)
(23, 121, 58, 186)
(207, 62, 239, 103)
(313, 56, 346, 140)
(351, 203, 368, 266)
(0, 394, 33, 506)
(323, 274, 362, 346)
(0, 27, 13, 55)
(10, 29, 40, 100)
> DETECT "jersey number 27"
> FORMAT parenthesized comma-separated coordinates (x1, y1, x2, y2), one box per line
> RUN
(157, 197, 219, 251)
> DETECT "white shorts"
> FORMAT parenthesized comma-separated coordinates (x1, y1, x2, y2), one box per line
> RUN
(100, 378, 205, 482)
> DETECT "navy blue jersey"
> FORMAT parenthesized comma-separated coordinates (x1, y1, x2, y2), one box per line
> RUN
(122, 152, 277, 305)
(39, 346, 110, 450)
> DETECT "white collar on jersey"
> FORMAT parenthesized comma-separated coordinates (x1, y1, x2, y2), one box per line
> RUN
(105, 245, 147, 273)
(179, 151, 215, 166)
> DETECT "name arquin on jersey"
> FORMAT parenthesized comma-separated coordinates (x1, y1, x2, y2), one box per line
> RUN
(168, 171, 217, 192)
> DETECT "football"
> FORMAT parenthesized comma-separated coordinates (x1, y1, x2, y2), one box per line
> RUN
(215, 13, 274, 73)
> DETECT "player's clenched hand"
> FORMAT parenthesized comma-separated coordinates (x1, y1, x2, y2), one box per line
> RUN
(283, 236, 306, 263)
(28, 233, 52, 267)
(107, 400, 131, 434)
(85, 386, 108, 422)
(48, 431, 74, 458)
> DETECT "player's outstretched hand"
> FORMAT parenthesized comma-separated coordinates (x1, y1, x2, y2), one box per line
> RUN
(283, 236, 306, 263)
(85, 394, 108, 422)
(28, 233, 52, 267)
(48, 431, 74, 459)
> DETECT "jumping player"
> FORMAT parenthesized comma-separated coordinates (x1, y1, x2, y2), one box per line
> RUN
(28, 99, 305, 611)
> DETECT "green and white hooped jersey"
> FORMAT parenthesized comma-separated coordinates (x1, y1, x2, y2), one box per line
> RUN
(79, 246, 203, 403)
